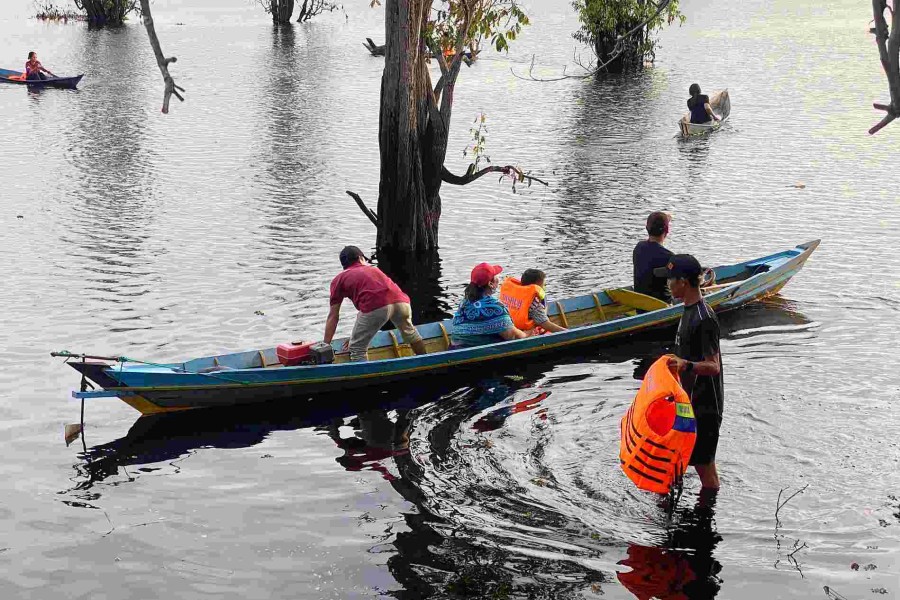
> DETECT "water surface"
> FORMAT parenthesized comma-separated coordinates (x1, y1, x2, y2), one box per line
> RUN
(1, 0, 899, 597)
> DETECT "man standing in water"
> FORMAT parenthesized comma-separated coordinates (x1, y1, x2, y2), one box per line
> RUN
(656, 255, 724, 490)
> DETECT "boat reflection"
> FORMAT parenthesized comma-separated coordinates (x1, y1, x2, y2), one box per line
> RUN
(318, 378, 609, 597)
(59, 297, 808, 592)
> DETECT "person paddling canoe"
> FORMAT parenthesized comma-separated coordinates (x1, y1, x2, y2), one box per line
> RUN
(687, 83, 721, 125)
(26, 51, 56, 80)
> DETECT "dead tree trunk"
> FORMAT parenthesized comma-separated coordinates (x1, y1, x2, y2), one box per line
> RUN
(270, 0, 295, 24)
(870, 0, 900, 133)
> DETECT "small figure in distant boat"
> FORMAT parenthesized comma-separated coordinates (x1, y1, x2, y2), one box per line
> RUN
(450, 263, 528, 348)
(25, 51, 56, 80)
(499, 268, 566, 335)
(633, 211, 675, 303)
(324, 246, 427, 362)
(687, 83, 721, 125)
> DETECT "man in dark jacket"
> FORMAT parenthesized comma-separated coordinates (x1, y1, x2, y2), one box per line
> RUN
(633, 212, 674, 302)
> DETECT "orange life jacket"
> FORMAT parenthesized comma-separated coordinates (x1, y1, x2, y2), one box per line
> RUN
(498, 277, 545, 331)
(620, 355, 696, 495)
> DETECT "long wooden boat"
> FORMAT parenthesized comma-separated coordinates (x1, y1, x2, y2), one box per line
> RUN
(679, 89, 730, 137)
(58, 240, 819, 415)
(0, 68, 83, 89)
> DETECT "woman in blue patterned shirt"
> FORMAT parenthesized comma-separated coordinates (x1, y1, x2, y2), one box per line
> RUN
(451, 263, 528, 348)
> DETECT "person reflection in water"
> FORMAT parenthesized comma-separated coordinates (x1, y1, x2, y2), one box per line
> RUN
(323, 409, 412, 483)
(617, 489, 722, 599)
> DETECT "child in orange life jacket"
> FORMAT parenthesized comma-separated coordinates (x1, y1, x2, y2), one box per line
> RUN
(498, 269, 567, 334)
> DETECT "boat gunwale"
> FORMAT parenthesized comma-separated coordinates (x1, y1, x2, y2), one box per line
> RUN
(90, 240, 820, 395)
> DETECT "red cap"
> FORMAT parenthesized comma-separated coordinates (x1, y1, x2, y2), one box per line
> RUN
(470, 263, 503, 286)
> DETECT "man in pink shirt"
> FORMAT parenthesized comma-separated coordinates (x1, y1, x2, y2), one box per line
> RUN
(324, 246, 427, 362)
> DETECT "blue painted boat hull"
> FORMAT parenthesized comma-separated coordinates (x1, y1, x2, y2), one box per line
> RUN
(64, 240, 820, 414)
(0, 68, 83, 89)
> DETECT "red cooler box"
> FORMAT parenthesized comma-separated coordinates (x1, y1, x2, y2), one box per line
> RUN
(276, 341, 335, 366)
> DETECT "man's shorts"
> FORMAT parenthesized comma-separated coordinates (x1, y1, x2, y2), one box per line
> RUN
(689, 414, 722, 466)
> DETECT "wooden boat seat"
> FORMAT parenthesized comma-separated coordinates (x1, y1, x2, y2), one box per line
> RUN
(605, 289, 670, 312)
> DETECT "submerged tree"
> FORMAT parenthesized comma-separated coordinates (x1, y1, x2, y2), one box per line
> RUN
(74, 0, 136, 26)
(572, 0, 683, 74)
(348, 0, 544, 258)
(869, 0, 900, 134)
(257, 0, 338, 24)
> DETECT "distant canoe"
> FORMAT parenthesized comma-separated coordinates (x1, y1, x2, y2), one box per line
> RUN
(58, 240, 819, 416)
(0, 68, 83, 89)
(679, 89, 730, 137)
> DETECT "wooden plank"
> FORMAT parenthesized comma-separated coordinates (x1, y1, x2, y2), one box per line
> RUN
(606, 289, 669, 312)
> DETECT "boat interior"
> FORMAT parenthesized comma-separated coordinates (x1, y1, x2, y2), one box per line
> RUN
(162, 253, 785, 374)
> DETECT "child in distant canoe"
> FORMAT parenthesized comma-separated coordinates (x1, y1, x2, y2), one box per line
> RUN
(687, 83, 721, 125)
(26, 51, 56, 81)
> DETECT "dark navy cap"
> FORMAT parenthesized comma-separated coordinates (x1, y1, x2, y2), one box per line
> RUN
(654, 254, 703, 279)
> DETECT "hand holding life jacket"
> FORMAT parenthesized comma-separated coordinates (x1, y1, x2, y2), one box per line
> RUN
(620, 355, 697, 494)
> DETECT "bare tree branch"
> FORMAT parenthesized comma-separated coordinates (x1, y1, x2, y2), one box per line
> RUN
(775, 483, 809, 529)
(511, 0, 673, 82)
(870, 0, 900, 133)
(441, 164, 549, 188)
(346, 191, 380, 227)
(140, 0, 184, 114)
(363, 37, 386, 56)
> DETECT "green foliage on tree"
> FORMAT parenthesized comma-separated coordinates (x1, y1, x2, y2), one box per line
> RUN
(425, 1, 529, 54)
(572, 0, 684, 73)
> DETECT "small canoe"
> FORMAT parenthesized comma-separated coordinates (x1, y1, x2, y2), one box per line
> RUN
(59, 240, 819, 416)
(679, 89, 730, 137)
(0, 68, 83, 89)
